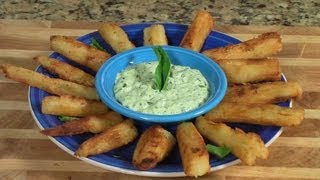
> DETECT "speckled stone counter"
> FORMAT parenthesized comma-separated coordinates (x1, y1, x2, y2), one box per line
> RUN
(0, 0, 319, 26)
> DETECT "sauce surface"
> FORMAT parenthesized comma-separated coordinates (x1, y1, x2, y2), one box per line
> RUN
(114, 62, 209, 115)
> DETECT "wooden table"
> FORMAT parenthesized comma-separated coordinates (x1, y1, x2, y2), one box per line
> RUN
(0, 20, 319, 180)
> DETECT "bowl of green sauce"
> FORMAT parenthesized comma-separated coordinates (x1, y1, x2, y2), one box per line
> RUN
(96, 46, 227, 124)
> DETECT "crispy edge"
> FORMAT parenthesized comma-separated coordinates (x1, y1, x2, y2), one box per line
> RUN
(98, 23, 135, 53)
(204, 102, 305, 126)
(41, 111, 123, 136)
(75, 119, 138, 157)
(34, 56, 95, 87)
(176, 122, 210, 177)
(180, 10, 214, 52)
(1, 63, 49, 86)
(218, 58, 281, 84)
(41, 95, 108, 117)
(195, 116, 269, 165)
(132, 125, 176, 170)
(143, 24, 168, 46)
(1, 64, 99, 100)
(50, 35, 111, 71)
(203, 32, 282, 60)
(224, 81, 303, 104)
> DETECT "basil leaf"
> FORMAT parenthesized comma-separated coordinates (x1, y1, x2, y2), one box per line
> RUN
(153, 46, 171, 91)
(206, 144, 231, 159)
(90, 38, 106, 52)
(58, 115, 78, 122)
(158, 47, 171, 90)
(153, 47, 163, 90)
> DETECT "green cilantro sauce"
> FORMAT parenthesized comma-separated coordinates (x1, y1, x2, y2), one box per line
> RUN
(114, 62, 209, 115)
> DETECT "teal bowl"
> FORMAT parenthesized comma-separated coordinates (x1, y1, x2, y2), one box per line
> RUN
(95, 46, 227, 124)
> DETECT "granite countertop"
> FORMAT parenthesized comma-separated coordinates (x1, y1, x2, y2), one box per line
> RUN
(0, 0, 319, 26)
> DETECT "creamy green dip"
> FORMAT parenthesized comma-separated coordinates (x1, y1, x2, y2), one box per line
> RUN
(114, 62, 209, 115)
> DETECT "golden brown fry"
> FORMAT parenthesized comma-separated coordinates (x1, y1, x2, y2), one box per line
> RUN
(0, 64, 99, 100)
(41, 111, 123, 136)
(218, 58, 281, 84)
(50, 35, 111, 71)
(180, 10, 214, 52)
(143, 24, 168, 46)
(176, 122, 210, 177)
(133, 125, 175, 170)
(99, 23, 135, 53)
(204, 102, 304, 126)
(195, 116, 268, 165)
(34, 56, 95, 87)
(75, 119, 138, 157)
(41, 95, 108, 117)
(224, 81, 303, 104)
(203, 32, 282, 60)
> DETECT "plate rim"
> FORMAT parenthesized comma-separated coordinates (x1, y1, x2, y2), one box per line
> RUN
(28, 23, 288, 177)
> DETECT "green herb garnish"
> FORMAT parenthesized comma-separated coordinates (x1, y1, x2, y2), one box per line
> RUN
(206, 144, 231, 159)
(90, 38, 106, 52)
(153, 46, 171, 91)
(58, 115, 79, 122)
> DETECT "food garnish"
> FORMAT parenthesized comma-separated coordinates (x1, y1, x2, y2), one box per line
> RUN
(90, 37, 106, 52)
(58, 115, 78, 122)
(153, 46, 171, 91)
(206, 144, 231, 159)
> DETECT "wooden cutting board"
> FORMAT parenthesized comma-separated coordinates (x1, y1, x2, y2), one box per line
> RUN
(0, 20, 319, 180)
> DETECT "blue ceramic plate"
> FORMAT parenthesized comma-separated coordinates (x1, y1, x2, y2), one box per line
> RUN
(29, 23, 288, 177)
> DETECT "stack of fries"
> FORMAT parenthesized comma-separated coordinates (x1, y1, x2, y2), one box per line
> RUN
(0, 9, 305, 177)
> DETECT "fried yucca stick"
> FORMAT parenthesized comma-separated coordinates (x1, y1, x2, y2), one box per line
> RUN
(224, 81, 303, 104)
(218, 58, 281, 84)
(42, 96, 108, 117)
(133, 125, 175, 170)
(176, 122, 210, 177)
(144, 24, 168, 46)
(0, 64, 99, 100)
(41, 111, 123, 136)
(205, 102, 304, 126)
(99, 23, 135, 53)
(34, 56, 95, 87)
(195, 116, 268, 165)
(203, 32, 282, 60)
(75, 119, 138, 157)
(50, 35, 111, 72)
(180, 10, 214, 52)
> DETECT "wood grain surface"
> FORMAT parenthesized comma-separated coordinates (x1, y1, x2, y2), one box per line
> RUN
(0, 20, 319, 180)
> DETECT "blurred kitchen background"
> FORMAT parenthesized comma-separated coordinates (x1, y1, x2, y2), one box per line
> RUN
(0, 0, 319, 26)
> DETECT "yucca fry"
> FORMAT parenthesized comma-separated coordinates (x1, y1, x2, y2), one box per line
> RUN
(180, 10, 214, 52)
(203, 32, 282, 60)
(144, 24, 168, 46)
(205, 102, 304, 126)
(34, 56, 95, 87)
(42, 96, 108, 117)
(133, 125, 175, 170)
(41, 111, 123, 136)
(99, 23, 135, 53)
(224, 81, 303, 104)
(176, 122, 210, 177)
(75, 119, 138, 157)
(0, 64, 99, 100)
(218, 58, 281, 84)
(195, 116, 268, 165)
(50, 35, 111, 72)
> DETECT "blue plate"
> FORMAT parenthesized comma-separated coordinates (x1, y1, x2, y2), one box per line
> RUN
(29, 23, 288, 177)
